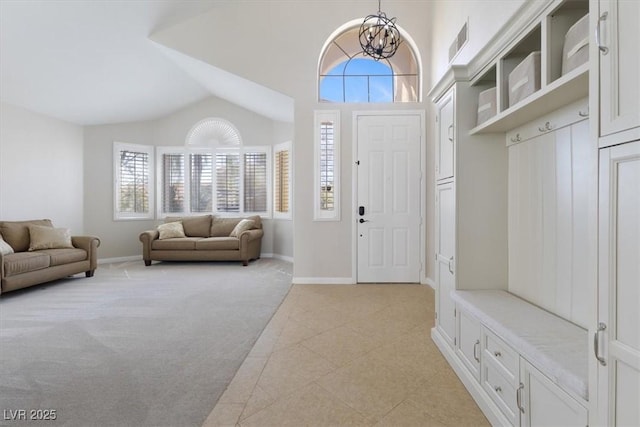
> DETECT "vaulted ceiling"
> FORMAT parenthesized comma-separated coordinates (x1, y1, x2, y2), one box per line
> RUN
(0, 0, 293, 126)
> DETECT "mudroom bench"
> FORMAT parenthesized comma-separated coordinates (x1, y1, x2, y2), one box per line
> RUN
(437, 290, 588, 426)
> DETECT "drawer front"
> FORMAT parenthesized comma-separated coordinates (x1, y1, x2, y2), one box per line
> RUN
(483, 328, 518, 381)
(483, 363, 518, 426)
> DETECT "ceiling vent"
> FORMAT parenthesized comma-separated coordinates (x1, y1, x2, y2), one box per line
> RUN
(449, 21, 468, 62)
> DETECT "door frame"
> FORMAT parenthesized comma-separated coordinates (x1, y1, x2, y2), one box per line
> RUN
(351, 110, 426, 284)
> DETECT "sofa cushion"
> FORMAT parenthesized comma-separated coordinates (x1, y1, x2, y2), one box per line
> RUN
(210, 216, 262, 237)
(38, 248, 87, 266)
(230, 219, 255, 237)
(158, 222, 186, 239)
(165, 215, 212, 237)
(0, 219, 53, 252)
(0, 236, 14, 255)
(2, 252, 51, 277)
(210, 218, 243, 237)
(195, 237, 240, 251)
(151, 237, 201, 250)
(246, 215, 262, 229)
(28, 225, 74, 251)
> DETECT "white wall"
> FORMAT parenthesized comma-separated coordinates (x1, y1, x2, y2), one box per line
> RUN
(83, 120, 156, 260)
(0, 102, 84, 232)
(84, 95, 292, 260)
(426, 0, 526, 88)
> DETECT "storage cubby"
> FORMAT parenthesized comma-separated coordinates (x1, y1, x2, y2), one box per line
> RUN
(499, 25, 541, 111)
(546, 0, 589, 84)
(471, 65, 498, 127)
(468, 0, 589, 134)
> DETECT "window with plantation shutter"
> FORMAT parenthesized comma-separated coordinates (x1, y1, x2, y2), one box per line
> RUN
(114, 142, 154, 220)
(314, 111, 340, 221)
(274, 142, 291, 219)
(244, 152, 268, 213)
(216, 152, 240, 213)
(162, 153, 185, 214)
(155, 118, 275, 217)
(190, 153, 213, 212)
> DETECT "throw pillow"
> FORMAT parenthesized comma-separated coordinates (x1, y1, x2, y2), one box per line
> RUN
(229, 219, 255, 237)
(28, 225, 73, 251)
(0, 236, 14, 255)
(157, 221, 186, 239)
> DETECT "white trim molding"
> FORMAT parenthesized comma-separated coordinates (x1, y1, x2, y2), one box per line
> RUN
(292, 277, 355, 285)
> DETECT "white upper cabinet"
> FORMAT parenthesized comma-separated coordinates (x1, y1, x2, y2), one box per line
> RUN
(597, 0, 640, 141)
(436, 89, 455, 182)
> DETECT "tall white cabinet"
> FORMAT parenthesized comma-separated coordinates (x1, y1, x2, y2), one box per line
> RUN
(431, 71, 508, 354)
(592, 0, 640, 425)
(597, 141, 640, 427)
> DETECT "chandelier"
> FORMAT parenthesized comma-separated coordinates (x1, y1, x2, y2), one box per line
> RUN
(358, 0, 401, 61)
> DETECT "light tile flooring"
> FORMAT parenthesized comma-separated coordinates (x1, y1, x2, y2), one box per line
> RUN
(203, 284, 489, 427)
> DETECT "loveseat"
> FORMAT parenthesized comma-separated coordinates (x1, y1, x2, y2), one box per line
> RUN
(139, 215, 263, 267)
(0, 219, 100, 295)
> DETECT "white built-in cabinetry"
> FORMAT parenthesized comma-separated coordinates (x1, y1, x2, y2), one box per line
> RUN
(595, 0, 640, 145)
(431, 0, 639, 422)
(432, 74, 508, 356)
(592, 1, 640, 425)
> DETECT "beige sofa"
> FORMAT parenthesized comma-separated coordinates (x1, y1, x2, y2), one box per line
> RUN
(139, 215, 263, 266)
(0, 219, 100, 295)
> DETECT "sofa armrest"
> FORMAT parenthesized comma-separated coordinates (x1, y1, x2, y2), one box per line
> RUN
(240, 228, 264, 243)
(139, 230, 159, 263)
(71, 235, 101, 273)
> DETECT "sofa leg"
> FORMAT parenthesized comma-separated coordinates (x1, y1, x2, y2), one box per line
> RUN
(85, 270, 95, 278)
(242, 260, 249, 266)
(144, 260, 151, 266)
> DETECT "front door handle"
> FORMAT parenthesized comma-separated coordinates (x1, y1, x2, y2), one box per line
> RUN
(359, 218, 369, 223)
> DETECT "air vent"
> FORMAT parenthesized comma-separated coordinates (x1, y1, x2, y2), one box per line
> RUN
(449, 21, 469, 62)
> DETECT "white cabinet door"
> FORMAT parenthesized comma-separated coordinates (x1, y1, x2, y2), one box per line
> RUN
(456, 307, 481, 381)
(598, 0, 640, 138)
(436, 89, 455, 181)
(435, 181, 456, 347)
(597, 140, 640, 427)
(520, 359, 588, 427)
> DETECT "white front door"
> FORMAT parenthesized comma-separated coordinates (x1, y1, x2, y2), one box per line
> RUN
(356, 114, 422, 283)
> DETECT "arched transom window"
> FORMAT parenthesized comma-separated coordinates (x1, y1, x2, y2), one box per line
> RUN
(318, 25, 419, 103)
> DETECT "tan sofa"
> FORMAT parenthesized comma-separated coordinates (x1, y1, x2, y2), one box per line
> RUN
(0, 219, 100, 295)
(139, 215, 263, 267)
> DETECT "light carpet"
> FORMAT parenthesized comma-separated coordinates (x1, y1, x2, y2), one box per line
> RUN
(0, 258, 292, 427)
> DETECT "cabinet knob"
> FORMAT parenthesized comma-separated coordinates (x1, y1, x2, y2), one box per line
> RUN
(494, 351, 502, 357)
(494, 386, 502, 393)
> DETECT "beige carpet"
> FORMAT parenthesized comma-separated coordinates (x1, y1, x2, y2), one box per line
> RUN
(0, 258, 292, 427)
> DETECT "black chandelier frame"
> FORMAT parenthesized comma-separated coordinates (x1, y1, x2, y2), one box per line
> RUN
(358, 0, 401, 61)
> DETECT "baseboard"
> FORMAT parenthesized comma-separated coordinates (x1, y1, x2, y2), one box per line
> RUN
(98, 255, 142, 265)
(431, 328, 510, 427)
(292, 277, 355, 285)
(261, 253, 293, 263)
(422, 277, 436, 289)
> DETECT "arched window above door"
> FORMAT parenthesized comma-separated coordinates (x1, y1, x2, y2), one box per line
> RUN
(318, 23, 420, 103)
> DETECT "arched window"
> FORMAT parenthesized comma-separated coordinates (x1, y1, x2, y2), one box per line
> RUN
(318, 24, 420, 103)
(157, 118, 270, 217)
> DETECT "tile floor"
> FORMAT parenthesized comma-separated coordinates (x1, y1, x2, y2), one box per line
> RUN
(203, 284, 489, 427)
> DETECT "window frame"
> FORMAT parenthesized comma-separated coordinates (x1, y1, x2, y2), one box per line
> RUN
(156, 145, 271, 219)
(273, 141, 292, 220)
(113, 142, 155, 221)
(314, 110, 341, 221)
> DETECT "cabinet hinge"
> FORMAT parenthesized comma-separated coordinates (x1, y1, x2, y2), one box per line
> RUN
(454, 308, 457, 317)
(355, 160, 360, 165)
(435, 311, 438, 319)
(454, 337, 457, 346)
